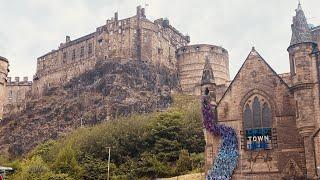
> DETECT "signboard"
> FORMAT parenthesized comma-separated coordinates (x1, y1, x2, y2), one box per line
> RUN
(246, 128, 272, 150)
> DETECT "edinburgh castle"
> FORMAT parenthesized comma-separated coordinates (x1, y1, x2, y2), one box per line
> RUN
(1, 3, 320, 179)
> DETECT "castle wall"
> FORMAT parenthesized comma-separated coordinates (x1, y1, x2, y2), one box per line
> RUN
(0, 56, 9, 120)
(33, 7, 189, 96)
(4, 77, 32, 114)
(176, 44, 230, 94)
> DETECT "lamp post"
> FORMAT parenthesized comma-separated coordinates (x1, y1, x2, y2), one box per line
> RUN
(106, 147, 111, 180)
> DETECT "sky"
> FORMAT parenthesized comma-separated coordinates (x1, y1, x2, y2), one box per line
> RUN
(0, 0, 319, 80)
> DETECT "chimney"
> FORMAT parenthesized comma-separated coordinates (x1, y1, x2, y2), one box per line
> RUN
(141, 8, 146, 18)
(114, 12, 118, 21)
(23, 77, 28, 82)
(66, 36, 71, 43)
(15, 77, 20, 83)
(136, 6, 142, 17)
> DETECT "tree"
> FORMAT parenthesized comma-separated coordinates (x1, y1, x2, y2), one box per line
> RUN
(176, 149, 192, 174)
(53, 145, 82, 178)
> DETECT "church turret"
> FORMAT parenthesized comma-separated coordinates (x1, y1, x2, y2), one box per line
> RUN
(287, 2, 319, 178)
(201, 56, 216, 104)
(0, 56, 9, 120)
(200, 56, 218, 175)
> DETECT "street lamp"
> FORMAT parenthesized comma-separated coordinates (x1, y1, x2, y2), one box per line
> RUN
(106, 147, 111, 180)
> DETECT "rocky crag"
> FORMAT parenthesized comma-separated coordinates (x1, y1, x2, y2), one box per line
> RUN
(0, 59, 180, 156)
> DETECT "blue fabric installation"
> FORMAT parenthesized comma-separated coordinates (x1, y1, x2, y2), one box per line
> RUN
(201, 96, 239, 180)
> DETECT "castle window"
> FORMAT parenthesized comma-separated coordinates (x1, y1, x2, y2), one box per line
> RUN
(72, 49, 76, 60)
(9, 90, 13, 98)
(88, 43, 93, 54)
(243, 95, 272, 130)
(80, 46, 84, 58)
(98, 39, 103, 46)
(110, 31, 113, 35)
(118, 29, 122, 34)
(63, 52, 67, 60)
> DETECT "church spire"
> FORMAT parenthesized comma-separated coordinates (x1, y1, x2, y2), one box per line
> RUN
(289, 2, 315, 47)
(201, 56, 215, 86)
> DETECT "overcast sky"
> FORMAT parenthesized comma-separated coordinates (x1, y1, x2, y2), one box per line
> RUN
(0, 0, 319, 80)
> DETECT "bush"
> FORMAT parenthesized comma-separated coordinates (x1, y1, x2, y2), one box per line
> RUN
(8, 95, 205, 179)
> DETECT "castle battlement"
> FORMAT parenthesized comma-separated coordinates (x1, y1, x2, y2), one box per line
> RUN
(177, 44, 228, 56)
(7, 77, 32, 86)
(177, 44, 230, 95)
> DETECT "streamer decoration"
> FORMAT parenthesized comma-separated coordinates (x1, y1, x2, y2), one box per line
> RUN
(202, 95, 239, 180)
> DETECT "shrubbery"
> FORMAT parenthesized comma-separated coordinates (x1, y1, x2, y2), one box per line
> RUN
(4, 95, 205, 179)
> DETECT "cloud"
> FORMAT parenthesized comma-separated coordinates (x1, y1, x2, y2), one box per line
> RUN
(0, 0, 319, 79)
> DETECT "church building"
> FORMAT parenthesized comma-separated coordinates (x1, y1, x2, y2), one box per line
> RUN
(204, 3, 320, 179)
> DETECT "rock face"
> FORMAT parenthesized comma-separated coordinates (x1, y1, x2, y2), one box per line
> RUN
(0, 59, 180, 156)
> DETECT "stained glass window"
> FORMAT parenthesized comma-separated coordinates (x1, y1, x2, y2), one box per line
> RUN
(243, 95, 272, 129)
(262, 102, 271, 127)
(252, 97, 261, 128)
(243, 104, 252, 129)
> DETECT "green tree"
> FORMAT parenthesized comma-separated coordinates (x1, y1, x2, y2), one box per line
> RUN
(149, 112, 183, 162)
(53, 145, 82, 178)
(176, 149, 192, 174)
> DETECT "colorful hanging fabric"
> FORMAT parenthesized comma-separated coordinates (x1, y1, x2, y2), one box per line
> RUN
(201, 95, 239, 180)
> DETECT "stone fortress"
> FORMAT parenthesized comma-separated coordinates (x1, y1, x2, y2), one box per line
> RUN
(0, 6, 230, 117)
(1, 3, 320, 179)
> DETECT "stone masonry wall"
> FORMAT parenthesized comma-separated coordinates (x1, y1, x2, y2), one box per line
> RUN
(4, 77, 32, 115)
(0, 56, 9, 120)
(34, 6, 189, 96)
(217, 49, 305, 179)
(177, 44, 230, 94)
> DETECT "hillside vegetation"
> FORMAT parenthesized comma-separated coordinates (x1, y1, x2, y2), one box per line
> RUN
(2, 95, 205, 180)
(0, 59, 179, 156)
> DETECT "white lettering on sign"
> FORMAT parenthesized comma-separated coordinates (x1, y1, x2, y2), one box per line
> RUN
(247, 135, 270, 142)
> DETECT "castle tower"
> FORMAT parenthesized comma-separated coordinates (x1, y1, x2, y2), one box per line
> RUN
(287, 3, 319, 178)
(0, 56, 9, 120)
(201, 57, 219, 175)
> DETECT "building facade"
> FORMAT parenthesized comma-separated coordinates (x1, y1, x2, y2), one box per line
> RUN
(4, 77, 32, 115)
(31, 6, 229, 97)
(0, 56, 9, 120)
(203, 3, 320, 179)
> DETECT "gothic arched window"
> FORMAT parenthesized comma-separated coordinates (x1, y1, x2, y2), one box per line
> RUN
(252, 97, 261, 128)
(243, 104, 252, 129)
(243, 95, 272, 130)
